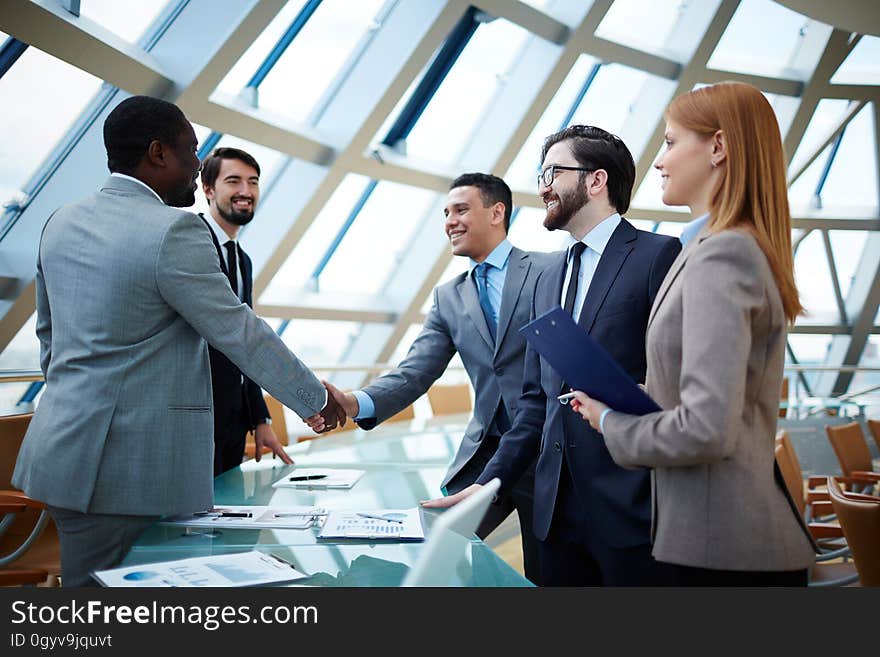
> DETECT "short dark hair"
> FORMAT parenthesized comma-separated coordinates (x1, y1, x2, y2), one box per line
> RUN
(103, 96, 189, 174)
(200, 147, 261, 189)
(540, 125, 636, 214)
(449, 172, 513, 231)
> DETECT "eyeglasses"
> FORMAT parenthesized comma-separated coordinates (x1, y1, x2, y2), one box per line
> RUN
(537, 165, 593, 188)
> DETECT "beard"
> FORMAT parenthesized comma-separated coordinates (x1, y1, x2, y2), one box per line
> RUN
(543, 184, 588, 232)
(216, 199, 255, 226)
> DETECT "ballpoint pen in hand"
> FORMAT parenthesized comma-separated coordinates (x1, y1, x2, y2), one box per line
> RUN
(356, 512, 403, 524)
(288, 474, 328, 482)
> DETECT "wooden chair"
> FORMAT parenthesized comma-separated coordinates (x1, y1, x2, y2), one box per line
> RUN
(0, 413, 60, 586)
(244, 394, 289, 459)
(824, 422, 880, 493)
(867, 419, 880, 454)
(779, 377, 788, 418)
(827, 476, 880, 586)
(427, 384, 472, 416)
(773, 440, 858, 586)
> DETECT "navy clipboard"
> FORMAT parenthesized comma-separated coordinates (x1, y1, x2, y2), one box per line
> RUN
(519, 306, 661, 416)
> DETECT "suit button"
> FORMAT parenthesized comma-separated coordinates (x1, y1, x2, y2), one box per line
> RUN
(495, 367, 504, 375)
(553, 441, 562, 452)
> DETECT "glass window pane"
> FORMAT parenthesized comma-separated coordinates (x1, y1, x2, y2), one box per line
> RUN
(788, 99, 851, 176)
(0, 45, 102, 207)
(508, 207, 568, 253)
(397, 18, 531, 166)
(632, 144, 666, 211)
(79, 0, 171, 43)
(319, 181, 437, 294)
(831, 35, 880, 85)
(505, 54, 599, 191)
(595, 0, 686, 58)
(793, 231, 838, 324)
(707, 0, 825, 78)
(786, 334, 833, 394)
(219, 0, 386, 124)
(0, 313, 39, 370)
(417, 256, 469, 315)
(280, 319, 361, 366)
(266, 174, 370, 298)
(828, 231, 867, 300)
(788, 143, 829, 213)
(818, 103, 878, 211)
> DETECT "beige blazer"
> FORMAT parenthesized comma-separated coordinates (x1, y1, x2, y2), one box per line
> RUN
(603, 227, 815, 571)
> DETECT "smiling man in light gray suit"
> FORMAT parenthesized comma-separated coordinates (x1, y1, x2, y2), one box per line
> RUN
(12, 95, 344, 586)
(323, 173, 554, 583)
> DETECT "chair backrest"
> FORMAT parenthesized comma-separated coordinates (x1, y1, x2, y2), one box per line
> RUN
(386, 405, 415, 424)
(825, 422, 874, 477)
(779, 377, 789, 418)
(774, 436, 805, 517)
(867, 419, 880, 454)
(263, 394, 289, 445)
(427, 384, 472, 416)
(0, 413, 33, 490)
(827, 477, 880, 586)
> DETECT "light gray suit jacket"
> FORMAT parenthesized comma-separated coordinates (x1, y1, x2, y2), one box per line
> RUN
(13, 176, 326, 516)
(603, 228, 815, 571)
(357, 247, 554, 488)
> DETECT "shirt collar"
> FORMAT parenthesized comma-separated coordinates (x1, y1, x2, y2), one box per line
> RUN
(201, 212, 237, 246)
(469, 238, 512, 273)
(680, 213, 710, 246)
(109, 172, 163, 204)
(567, 213, 621, 258)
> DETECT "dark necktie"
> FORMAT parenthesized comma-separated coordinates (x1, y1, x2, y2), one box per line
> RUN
(224, 240, 239, 297)
(474, 262, 497, 343)
(563, 242, 586, 318)
(560, 242, 586, 396)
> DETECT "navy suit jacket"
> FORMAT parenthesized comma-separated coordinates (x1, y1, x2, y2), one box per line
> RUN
(477, 219, 681, 545)
(199, 215, 271, 430)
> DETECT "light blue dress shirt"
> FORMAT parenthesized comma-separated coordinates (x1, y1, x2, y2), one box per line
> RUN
(560, 213, 621, 320)
(353, 241, 513, 421)
(679, 213, 710, 246)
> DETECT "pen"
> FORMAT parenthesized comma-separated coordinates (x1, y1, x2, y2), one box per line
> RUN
(557, 391, 577, 404)
(218, 512, 252, 518)
(356, 512, 403, 524)
(289, 474, 328, 482)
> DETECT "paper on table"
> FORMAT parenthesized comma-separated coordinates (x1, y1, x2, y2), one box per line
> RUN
(161, 506, 326, 530)
(93, 550, 307, 587)
(318, 508, 425, 541)
(271, 468, 365, 490)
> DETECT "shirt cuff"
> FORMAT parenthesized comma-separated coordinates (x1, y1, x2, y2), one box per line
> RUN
(599, 408, 613, 434)
(351, 390, 375, 421)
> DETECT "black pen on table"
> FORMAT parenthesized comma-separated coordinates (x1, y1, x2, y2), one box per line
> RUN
(289, 474, 328, 482)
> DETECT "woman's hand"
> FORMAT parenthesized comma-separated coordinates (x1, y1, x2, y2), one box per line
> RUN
(569, 391, 609, 433)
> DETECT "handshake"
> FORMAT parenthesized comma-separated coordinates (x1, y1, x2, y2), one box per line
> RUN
(304, 381, 360, 434)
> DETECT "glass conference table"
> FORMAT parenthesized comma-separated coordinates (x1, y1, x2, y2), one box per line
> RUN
(122, 415, 532, 587)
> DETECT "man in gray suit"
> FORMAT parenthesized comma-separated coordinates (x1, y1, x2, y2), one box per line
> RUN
(323, 173, 553, 583)
(12, 96, 344, 586)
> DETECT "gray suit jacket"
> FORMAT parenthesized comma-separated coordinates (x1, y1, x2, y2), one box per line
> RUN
(603, 228, 815, 571)
(13, 176, 326, 516)
(357, 247, 554, 488)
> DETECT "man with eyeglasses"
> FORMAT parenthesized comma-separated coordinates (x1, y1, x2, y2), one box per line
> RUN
(425, 126, 681, 586)
(198, 147, 290, 476)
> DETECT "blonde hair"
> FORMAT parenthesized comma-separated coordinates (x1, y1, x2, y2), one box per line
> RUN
(666, 82, 802, 322)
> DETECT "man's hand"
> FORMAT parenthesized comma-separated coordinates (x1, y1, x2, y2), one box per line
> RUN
(420, 483, 483, 508)
(305, 382, 348, 434)
(253, 422, 293, 465)
(324, 380, 359, 417)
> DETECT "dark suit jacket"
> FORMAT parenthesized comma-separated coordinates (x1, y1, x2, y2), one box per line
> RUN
(477, 219, 681, 545)
(199, 215, 270, 431)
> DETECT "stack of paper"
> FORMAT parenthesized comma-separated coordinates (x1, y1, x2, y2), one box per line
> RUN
(271, 468, 365, 490)
(93, 551, 307, 587)
(318, 508, 425, 541)
(161, 506, 326, 530)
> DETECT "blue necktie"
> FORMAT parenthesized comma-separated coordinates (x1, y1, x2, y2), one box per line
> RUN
(475, 262, 497, 343)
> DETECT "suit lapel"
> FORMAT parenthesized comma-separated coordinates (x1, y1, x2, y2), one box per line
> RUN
(198, 213, 229, 277)
(543, 255, 568, 393)
(240, 247, 253, 307)
(458, 273, 494, 350)
(578, 220, 636, 333)
(494, 249, 529, 353)
(646, 230, 707, 328)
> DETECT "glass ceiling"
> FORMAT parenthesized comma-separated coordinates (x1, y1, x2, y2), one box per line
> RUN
(1, 0, 879, 406)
